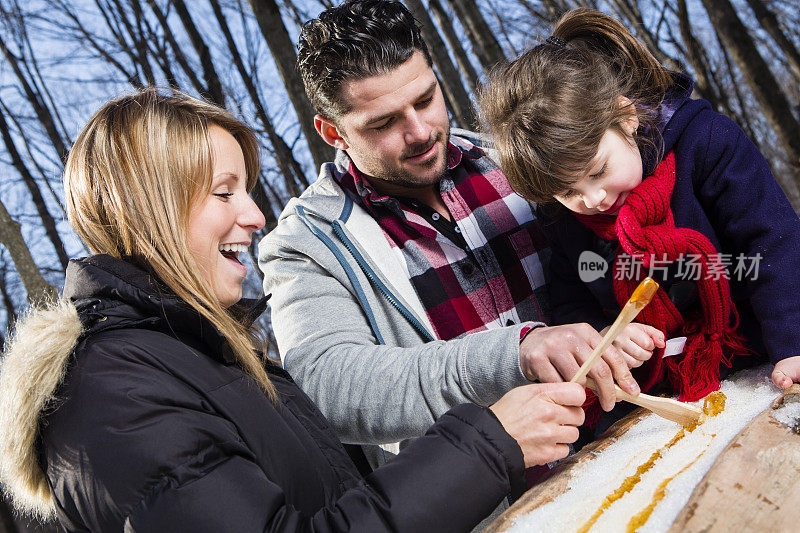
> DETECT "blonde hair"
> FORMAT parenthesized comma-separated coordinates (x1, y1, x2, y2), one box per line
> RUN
(64, 88, 276, 400)
(478, 8, 674, 203)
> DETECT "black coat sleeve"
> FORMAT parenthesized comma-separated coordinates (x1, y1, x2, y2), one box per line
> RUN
(128, 405, 524, 533)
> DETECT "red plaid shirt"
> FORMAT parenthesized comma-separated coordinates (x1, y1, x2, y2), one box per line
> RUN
(336, 135, 550, 340)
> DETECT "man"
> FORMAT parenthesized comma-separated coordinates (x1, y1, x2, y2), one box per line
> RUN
(259, 0, 642, 469)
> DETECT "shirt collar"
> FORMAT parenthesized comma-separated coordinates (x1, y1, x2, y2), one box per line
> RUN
(338, 140, 463, 209)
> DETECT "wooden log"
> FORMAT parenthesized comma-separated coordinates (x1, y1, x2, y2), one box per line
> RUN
(486, 384, 800, 532)
(667, 384, 800, 532)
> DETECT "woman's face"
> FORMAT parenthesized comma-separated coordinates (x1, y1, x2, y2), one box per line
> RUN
(187, 125, 265, 307)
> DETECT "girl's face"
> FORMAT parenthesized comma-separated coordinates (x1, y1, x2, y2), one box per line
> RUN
(554, 123, 642, 216)
(187, 125, 265, 307)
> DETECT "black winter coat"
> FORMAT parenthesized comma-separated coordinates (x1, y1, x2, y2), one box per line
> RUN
(0, 255, 525, 532)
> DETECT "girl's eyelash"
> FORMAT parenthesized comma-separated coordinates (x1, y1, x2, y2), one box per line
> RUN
(213, 192, 233, 199)
(590, 163, 607, 178)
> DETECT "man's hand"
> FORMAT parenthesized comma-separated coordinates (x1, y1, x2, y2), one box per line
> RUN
(519, 323, 639, 411)
(600, 322, 665, 369)
(772, 356, 800, 389)
(490, 382, 585, 467)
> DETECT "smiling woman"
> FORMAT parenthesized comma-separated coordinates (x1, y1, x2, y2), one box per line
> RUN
(59, 88, 273, 395)
(187, 125, 265, 307)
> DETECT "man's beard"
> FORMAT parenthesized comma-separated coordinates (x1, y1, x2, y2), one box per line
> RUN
(375, 129, 450, 189)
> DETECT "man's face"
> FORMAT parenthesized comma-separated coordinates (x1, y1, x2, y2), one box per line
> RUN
(322, 50, 451, 193)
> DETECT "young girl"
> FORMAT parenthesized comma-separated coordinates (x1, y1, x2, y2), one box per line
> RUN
(479, 8, 800, 407)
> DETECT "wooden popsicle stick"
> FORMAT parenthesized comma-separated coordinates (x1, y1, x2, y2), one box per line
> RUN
(570, 277, 660, 384)
(585, 377, 702, 426)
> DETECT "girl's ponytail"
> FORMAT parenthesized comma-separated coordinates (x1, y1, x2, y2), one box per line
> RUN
(553, 8, 673, 108)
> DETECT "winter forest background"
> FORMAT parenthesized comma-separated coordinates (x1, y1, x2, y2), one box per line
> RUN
(0, 0, 799, 529)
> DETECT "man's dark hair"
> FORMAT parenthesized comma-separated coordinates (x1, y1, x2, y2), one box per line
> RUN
(297, 0, 433, 120)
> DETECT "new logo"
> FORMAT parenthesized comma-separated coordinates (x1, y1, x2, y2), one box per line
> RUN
(578, 251, 608, 283)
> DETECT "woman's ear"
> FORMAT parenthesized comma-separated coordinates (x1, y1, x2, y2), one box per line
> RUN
(617, 95, 640, 136)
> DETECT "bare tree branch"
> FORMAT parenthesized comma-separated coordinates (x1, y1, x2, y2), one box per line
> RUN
(171, 0, 228, 106)
(404, 0, 477, 128)
(701, 0, 800, 180)
(446, 0, 506, 70)
(0, 101, 70, 269)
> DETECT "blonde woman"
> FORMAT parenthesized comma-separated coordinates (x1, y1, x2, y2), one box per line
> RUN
(0, 89, 585, 532)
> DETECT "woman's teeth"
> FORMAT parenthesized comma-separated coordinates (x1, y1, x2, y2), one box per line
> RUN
(219, 243, 248, 254)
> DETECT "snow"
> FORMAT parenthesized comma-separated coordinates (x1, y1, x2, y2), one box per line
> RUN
(507, 366, 783, 533)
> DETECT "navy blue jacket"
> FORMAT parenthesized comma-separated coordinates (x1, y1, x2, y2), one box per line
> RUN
(542, 91, 800, 365)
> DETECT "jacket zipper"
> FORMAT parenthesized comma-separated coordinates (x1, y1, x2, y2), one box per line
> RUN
(332, 220, 434, 342)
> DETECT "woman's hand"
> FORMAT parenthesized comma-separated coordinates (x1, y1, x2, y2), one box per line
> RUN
(772, 356, 800, 389)
(601, 322, 665, 369)
(490, 382, 585, 467)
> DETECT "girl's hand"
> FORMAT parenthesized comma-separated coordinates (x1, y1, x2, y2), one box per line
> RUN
(772, 356, 800, 390)
(601, 322, 666, 369)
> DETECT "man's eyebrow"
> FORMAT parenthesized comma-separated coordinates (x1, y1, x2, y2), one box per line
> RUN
(363, 80, 438, 126)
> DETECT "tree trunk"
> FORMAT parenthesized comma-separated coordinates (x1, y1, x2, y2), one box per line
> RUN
(0, 105, 70, 270)
(256, 171, 280, 233)
(701, 0, 800, 178)
(428, 0, 479, 93)
(209, 0, 309, 198)
(99, 0, 158, 86)
(485, 1, 518, 57)
(247, 0, 334, 170)
(446, 0, 505, 70)
(171, 0, 227, 107)
(538, 0, 570, 22)
(0, 197, 57, 303)
(744, 0, 800, 84)
(715, 31, 760, 145)
(403, 0, 477, 128)
(1, 100, 68, 217)
(676, 0, 724, 111)
(12, 5, 74, 147)
(93, 0, 155, 86)
(128, 0, 179, 89)
(123, 0, 158, 85)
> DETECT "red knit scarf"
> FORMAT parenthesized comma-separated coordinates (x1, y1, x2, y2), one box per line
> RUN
(575, 152, 750, 402)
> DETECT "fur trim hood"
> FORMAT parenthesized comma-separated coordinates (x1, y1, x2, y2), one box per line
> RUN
(0, 255, 267, 520)
(0, 298, 82, 519)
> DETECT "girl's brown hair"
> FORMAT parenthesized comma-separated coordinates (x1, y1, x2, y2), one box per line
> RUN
(478, 8, 674, 203)
(64, 88, 276, 400)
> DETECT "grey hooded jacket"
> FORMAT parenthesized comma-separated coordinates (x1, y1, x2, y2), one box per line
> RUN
(258, 132, 546, 467)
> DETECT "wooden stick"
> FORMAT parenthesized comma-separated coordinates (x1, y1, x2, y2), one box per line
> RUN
(570, 277, 660, 384)
(585, 377, 702, 426)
